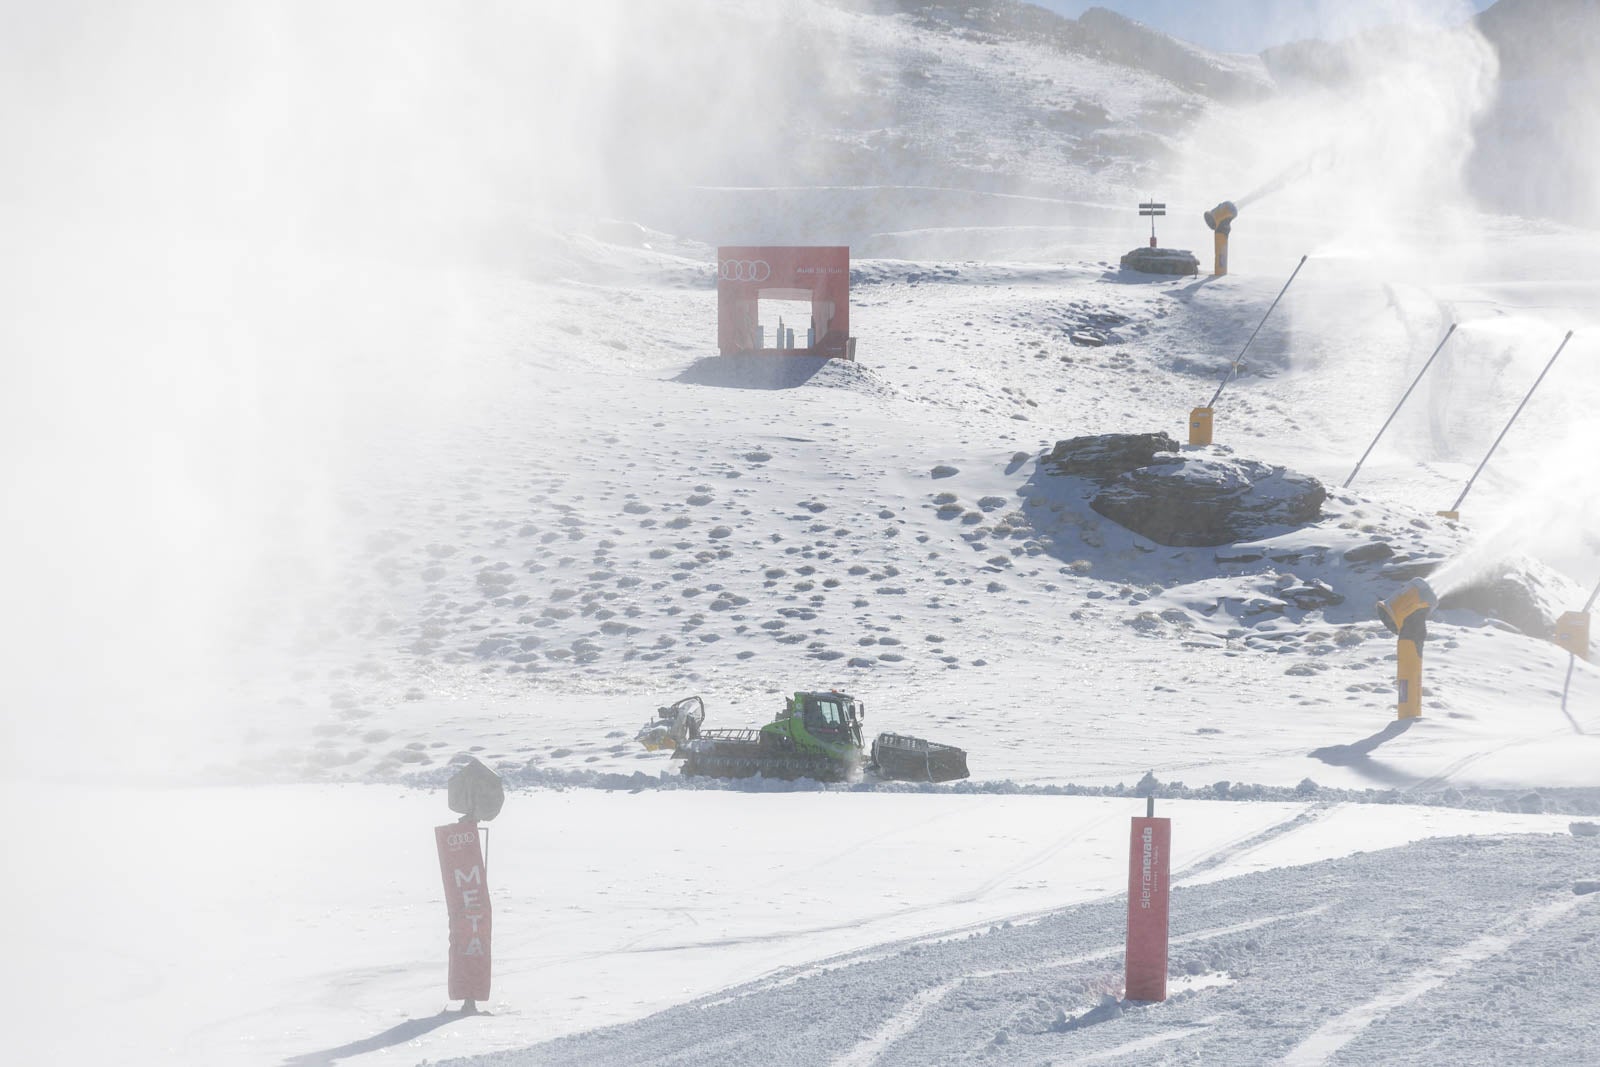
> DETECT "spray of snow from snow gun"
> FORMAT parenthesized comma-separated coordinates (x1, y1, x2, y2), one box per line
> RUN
(1187, 254, 1309, 446)
(1344, 323, 1457, 488)
(1437, 330, 1574, 521)
(1234, 152, 1334, 212)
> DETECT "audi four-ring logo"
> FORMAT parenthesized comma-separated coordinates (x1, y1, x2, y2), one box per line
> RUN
(719, 259, 771, 282)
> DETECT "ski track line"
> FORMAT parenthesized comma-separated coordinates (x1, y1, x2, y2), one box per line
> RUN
(703, 811, 1128, 1006)
(748, 803, 973, 896)
(1171, 803, 1337, 885)
(1073, 1017, 1220, 1063)
(956, 809, 1127, 906)
(1401, 726, 1571, 795)
(693, 810, 1128, 969)
(1279, 894, 1587, 1067)
(830, 910, 1314, 1067)
(830, 980, 964, 1067)
(715, 808, 1332, 1010)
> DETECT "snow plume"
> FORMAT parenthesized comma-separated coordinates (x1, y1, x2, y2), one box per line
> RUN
(1173, 1, 1498, 268)
(0, 0, 858, 779)
(1427, 348, 1600, 601)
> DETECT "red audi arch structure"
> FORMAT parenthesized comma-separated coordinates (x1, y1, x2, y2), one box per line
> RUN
(716, 246, 853, 359)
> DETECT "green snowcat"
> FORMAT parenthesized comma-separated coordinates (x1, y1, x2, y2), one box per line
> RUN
(672, 690, 969, 784)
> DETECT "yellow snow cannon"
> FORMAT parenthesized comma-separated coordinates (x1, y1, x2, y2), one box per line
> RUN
(1555, 611, 1591, 661)
(1376, 578, 1439, 720)
(1203, 200, 1237, 276)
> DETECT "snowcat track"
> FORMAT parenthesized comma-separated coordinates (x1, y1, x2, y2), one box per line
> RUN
(681, 744, 850, 782)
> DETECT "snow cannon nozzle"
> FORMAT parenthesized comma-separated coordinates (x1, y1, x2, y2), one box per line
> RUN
(1378, 578, 1437, 720)
(1203, 200, 1237, 235)
(1376, 578, 1437, 637)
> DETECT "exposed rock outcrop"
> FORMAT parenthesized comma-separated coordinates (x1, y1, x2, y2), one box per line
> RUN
(1090, 456, 1327, 547)
(1041, 432, 1179, 481)
(1119, 246, 1200, 276)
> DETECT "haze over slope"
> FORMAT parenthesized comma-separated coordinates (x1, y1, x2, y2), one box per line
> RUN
(7, 5, 1600, 1065)
(3, 0, 1597, 791)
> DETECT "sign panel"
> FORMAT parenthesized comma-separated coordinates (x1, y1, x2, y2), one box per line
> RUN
(1124, 815, 1171, 1001)
(436, 821, 492, 1001)
(716, 246, 850, 358)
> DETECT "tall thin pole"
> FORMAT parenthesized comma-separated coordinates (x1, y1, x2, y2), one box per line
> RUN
(1208, 255, 1309, 409)
(1559, 573, 1600, 733)
(1344, 324, 1457, 488)
(1448, 330, 1574, 513)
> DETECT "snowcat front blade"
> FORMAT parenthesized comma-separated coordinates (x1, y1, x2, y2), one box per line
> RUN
(871, 733, 969, 783)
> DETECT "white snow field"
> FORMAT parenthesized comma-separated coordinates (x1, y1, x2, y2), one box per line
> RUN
(5, 1, 1600, 1065)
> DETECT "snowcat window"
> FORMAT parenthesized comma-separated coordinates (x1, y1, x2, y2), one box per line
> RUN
(816, 699, 842, 726)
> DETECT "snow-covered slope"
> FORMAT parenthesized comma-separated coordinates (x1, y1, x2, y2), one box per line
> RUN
(5, 1, 1600, 1065)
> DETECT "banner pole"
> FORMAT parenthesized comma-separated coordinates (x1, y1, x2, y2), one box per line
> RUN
(1344, 323, 1457, 488)
(1448, 330, 1574, 514)
(1207, 254, 1308, 409)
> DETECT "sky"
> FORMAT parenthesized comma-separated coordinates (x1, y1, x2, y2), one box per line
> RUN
(1039, 0, 1497, 54)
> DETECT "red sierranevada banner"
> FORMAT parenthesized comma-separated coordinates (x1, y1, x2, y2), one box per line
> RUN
(1124, 815, 1171, 1002)
(436, 820, 492, 1001)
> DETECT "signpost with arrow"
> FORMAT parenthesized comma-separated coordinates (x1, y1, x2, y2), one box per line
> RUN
(1139, 199, 1165, 248)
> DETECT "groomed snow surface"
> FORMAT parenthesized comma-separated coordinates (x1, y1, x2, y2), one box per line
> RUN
(9, 784, 1596, 1066)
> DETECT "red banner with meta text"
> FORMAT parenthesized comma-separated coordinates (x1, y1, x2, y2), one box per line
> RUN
(1124, 816, 1171, 1002)
(436, 820, 492, 1001)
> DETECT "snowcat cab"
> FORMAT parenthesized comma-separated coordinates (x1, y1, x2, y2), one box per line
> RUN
(774, 691, 865, 751)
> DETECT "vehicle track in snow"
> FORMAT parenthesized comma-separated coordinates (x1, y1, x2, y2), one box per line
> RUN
(1398, 723, 1589, 796)
(1171, 802, 1337, 884)
(646, 807, 1129, 985)
(830, 910, 1317, 1067)
(1279, 894, 1587, 1066)
(471, 836, 1598, 1067)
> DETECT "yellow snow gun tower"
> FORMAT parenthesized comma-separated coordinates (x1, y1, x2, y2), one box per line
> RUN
(1555, 611, 1591, 660)
(1376, 578, 1439, 720)
(1203, 200, 1237, 277)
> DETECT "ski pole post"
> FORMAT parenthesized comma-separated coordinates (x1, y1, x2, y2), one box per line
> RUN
(438, 758, 504, 1012)
(1125, 796, 1171, 1002)
(1344, 323, 1457, 488)
(1139, 199, 1165, 248)
(1445, 330, 1574, 517)
(1207, 254, 1309, 410)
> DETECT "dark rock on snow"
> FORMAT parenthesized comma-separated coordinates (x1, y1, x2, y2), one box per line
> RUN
(1091, 456, 1327, 547)
(1041, 432, 1179, 482)
(1343, 541, 1395, 564)
(1119, 246, 1201, 275)
(1280, 578, 1344, 610)
(1381, 559, 1444, 582)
